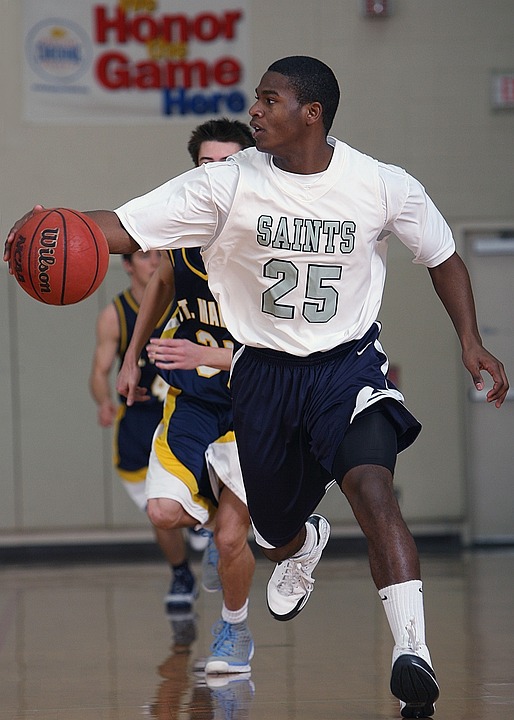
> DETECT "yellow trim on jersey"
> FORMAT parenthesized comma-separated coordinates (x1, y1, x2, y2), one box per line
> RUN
(181, 248, 208, 281)
(214, 430, 236, 444)
(123, 289, 139, 314)
(117, 467, 148, 483)
(157, 305, 173, 327)
(161, 320, 180, 340)
(113, 295, 128, 355)
(112, 404, 125, 468)
(154, 387, 213, 515)
(113, 404, 150, 481)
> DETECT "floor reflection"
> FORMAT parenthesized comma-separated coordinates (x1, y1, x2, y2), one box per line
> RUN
(149, 612, 254, 720)
(1, 551, 514, 719)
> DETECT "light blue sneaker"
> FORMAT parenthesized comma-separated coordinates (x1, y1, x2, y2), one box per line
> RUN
(205, 620, 254, 674)
(202, 533, 222, 592)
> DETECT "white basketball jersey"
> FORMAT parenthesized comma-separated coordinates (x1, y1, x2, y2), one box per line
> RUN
(116, 139, 455, 355)
(204, 141, 393, 354)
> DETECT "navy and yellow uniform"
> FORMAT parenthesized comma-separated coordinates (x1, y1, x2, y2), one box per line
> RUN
(114, 289, 172, 489)
(148, 248, 238, 519)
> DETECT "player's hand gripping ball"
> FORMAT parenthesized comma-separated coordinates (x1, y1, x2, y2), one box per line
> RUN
(9, 208, 109, 305)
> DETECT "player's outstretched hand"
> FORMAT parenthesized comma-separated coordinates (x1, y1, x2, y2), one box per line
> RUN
(4, 205, 47, 267)
(462, 344, 509, 408)
(147, 337, 208, 370)
(116, 357, 149, 407)
(147, 337, 233, 372)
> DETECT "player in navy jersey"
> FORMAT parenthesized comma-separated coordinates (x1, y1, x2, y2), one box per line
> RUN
(116, 119, 257, 676)
(89, 250, 199, 618)
(6, 59, 508, 718)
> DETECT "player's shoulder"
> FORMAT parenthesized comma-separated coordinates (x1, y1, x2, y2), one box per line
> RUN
(376, 159, 411, 202)
(226, 146, 265, 169)
(377, 159, 408, 180)
(204, 147, 265, 189)
(101, 291, 124, 319)
(333, 139, 382, 179)
(96, 298, 121, 338)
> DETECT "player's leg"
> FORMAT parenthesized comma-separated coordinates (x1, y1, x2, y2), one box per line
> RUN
(214, 487, 254, 611)
(147, 496, 199, 530)
(205, 487, 255, 674)
(335, 409, 439, 718)
(152, 527, 189, 570)
(117, 473, 196, 616)
(145, 499, 198, 616)
(123, 464, 189, 570)
(115, 405, 198, 620)
(145, 428, 214, 618)
(229, 346, 331, 623)
(202, 439, 256, 674)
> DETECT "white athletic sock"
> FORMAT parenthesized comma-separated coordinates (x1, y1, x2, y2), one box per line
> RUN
(379, 579, 427, 650)
(222, 598, 249, 624)
(292, 520, 317, 560)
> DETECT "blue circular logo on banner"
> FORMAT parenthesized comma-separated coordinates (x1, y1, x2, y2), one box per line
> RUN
(26, 18, 93, 83)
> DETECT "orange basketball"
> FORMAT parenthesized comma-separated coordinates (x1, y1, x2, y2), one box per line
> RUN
(9, 208, 109, 305)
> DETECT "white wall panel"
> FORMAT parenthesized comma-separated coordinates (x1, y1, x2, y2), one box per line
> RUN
(1, 1, 513, 539)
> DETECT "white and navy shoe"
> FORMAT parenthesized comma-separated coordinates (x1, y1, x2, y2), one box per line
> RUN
(266, 514, 330, 621)
(390, 620, 439, 718)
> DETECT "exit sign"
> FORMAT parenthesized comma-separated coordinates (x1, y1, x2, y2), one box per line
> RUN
(491, 72, 514, 109)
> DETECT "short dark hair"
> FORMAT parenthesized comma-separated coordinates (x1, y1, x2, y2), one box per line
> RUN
(187, 118, 255, 165)
(122, 253, 132, 262)
(267, 56, 340, 134)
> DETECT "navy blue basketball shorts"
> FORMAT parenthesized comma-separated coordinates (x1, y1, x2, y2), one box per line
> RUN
(230, 322, 421, 548)
(161, 390, 234, 507)
(115, 402, 163, 474)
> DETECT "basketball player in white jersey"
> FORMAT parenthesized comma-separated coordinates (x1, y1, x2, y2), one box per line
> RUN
(5, 56, 508, 718)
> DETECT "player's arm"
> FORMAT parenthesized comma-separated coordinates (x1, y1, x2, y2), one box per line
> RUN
(89, 303, 120, 427)
(4, 206, 139, 267)
(147, 337, 233, 372)
(86, 210, 140, 254)
(116, 253, 175, 406)
(428, 251, 509, 407)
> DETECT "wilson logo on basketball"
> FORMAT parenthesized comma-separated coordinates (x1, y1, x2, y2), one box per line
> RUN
(12, 234, 27, 284)
(37, 228, 59, 294)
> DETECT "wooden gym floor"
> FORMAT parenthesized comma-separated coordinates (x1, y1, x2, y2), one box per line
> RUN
(1, 544, 513, 719)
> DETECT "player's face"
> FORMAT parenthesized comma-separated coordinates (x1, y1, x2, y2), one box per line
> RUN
(127, 250, 162, 287)
(249, 71, 308, 159)
(197, 140, 243, 165)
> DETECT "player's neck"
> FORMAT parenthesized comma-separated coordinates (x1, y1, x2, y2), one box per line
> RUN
(272, 140, 333, 175)
(130, 283, 145, 305)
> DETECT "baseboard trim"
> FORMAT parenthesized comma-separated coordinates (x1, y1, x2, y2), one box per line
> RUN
(0, 531, 465, 565)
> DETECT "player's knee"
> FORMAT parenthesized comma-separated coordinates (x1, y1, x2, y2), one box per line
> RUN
(342, 465, 397, 513)
(147, 498, 183, 529)
(214, 523, 247, 560)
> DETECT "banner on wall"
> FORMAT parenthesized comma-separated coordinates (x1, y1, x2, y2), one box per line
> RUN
(23, 0, 251, 124)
